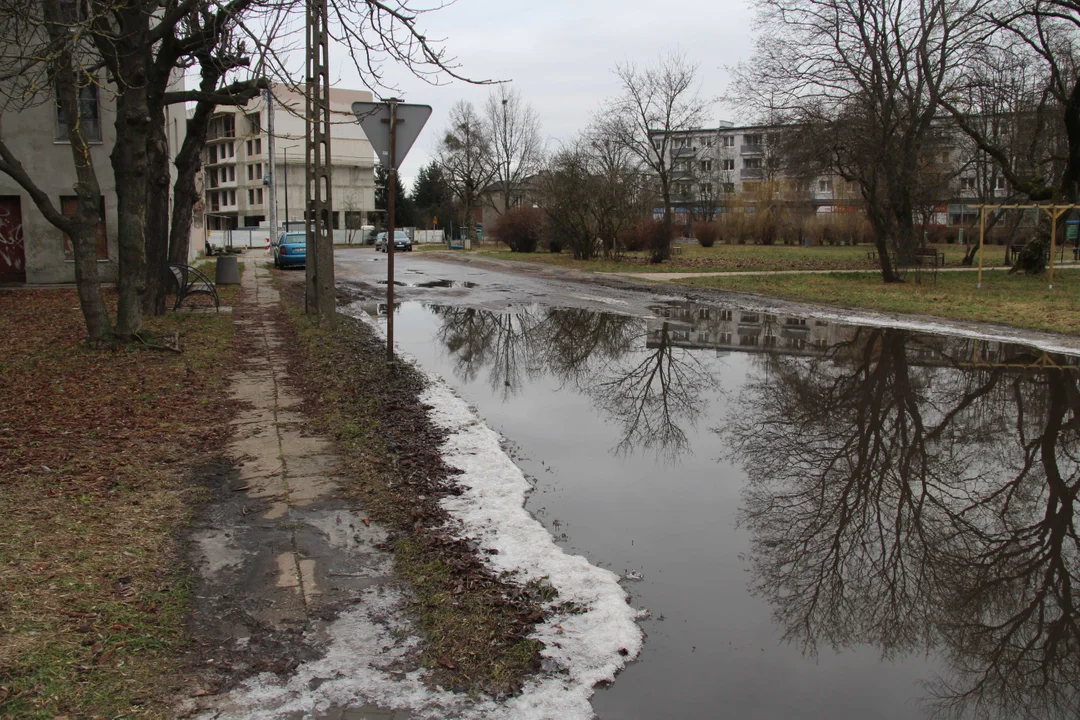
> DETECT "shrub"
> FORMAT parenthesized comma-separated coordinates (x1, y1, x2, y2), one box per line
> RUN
(546, 236, 564, 254)
(494, 206, 544, 253)
(618, 219, 655, 253)
(694, 221, 719, 248)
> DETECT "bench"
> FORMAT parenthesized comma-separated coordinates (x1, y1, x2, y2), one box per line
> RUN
(671, 245, 684, 256)
(913, 247, 945, 267)
(169, 263, 220, 312)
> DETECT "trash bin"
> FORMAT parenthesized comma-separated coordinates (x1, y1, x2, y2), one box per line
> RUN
(215, 254, 240, 285)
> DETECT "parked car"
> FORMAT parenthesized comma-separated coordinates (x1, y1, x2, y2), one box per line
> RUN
(273, 231, 306, 268)
(375, 231, 413, 252)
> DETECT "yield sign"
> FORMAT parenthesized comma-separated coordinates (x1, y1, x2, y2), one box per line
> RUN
(351, 101, 432, 169)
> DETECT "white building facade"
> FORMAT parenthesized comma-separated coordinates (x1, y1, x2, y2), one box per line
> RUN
(202, 86, 377, 236)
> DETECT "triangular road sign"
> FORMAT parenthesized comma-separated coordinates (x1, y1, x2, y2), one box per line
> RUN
(352, 101, 432, 169)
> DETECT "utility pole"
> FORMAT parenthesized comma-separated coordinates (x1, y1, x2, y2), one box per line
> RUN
(305, 0, 335, 320)
(265, 84, 278, 243)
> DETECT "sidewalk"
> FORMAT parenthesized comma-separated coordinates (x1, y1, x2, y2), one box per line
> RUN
(185, 259, 409, 719)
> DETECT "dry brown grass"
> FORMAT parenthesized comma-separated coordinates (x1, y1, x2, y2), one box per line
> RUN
(0, 288, 236, 719)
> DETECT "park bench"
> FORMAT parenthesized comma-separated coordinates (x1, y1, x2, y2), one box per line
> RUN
(913, 247, 946, 267)
(168, 263, 220, 312)
(671, 245, 684, 256)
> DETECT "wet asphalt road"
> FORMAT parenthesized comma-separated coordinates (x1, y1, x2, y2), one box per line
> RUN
(331, 247, 1080, 720)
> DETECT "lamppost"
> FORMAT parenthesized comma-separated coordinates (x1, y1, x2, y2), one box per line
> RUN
(282, 144, 298, 232)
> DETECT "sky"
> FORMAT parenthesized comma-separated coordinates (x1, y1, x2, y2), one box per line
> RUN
(326, 0, 760, 190)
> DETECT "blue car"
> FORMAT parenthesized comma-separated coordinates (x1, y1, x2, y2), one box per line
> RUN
(273, 232, 306, 268)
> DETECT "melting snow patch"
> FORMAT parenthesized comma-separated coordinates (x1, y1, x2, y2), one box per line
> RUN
(420, 378, 644, 718)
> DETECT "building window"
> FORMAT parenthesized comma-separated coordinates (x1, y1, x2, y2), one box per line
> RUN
(995, 176, 1006, 190)
(744, 158, 762, 169)
(722, 183, 735, 193)
(722, 136, 734, 147)
(701, 183, 713, 197)
(229, 190, 236, 206)
(704, 137, 715, 147)
(818, 178, 833, 192)
(248, 188, 254, 205)
(332, 211, 340, 230)
(256, 163, 263, 180)
(208, 168, 218, 188)
(60, 196, 107, 260)
(256, 188, 263, 205)
(743, 134, 763, 146)
(255, 138, 262, 155)
(722, 158, 735, 171)
(700, 160, 712, 172)
(246, 139, 253, 155)
(941, 151, 950, 163)
(247, 112, 261, 134)
(960, 177, 976, 191)
(227, 166, 235, 182)
(56, 84, 102, 142)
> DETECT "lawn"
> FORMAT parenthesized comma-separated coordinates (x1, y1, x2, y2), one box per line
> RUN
(678, 268, 1080, 335)
(480, 242, 980, 273)
(0, 287, 236, 718)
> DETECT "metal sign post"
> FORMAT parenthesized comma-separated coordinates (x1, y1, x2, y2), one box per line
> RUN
(352, 100, 432, 362)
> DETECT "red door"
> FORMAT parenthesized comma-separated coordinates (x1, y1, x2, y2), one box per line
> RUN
(0, 196, 25, 282)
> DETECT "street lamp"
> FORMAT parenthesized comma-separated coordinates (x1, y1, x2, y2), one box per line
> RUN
(281, 144, 299, 232)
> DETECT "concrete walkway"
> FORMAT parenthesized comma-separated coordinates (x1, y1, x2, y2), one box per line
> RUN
(187, 260, 410, 720)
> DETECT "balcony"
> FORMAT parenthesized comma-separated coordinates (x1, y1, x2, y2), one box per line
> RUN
(672, 147, 697, 158)
(740, 144, 764, 155)
(740, 167, 764, 180)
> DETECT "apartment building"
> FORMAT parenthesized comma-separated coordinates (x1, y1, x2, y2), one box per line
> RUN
(202, 86, 377, 233)
(651, 120, 1016, 226)
(0, 74, 191, 283)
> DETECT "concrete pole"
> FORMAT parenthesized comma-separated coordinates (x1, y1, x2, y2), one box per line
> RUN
(977, 205, 985, 289)
(266, 85, 278, 242)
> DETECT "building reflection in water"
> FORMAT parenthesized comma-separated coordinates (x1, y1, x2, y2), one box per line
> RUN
(427, 299, 1079, 717)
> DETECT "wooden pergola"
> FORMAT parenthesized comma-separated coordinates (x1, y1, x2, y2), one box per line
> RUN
(974, 203, 1080, 289)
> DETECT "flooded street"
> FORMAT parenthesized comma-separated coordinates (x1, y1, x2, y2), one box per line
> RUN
(337, 250, 1080, 719)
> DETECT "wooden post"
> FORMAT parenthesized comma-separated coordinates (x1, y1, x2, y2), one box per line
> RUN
(1049, 206, 1062, 290)
(977, 205, 985, 289)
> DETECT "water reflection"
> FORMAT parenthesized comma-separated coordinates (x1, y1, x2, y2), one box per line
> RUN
(721, 327, 1080, 719)
(429, 305, 718, 458)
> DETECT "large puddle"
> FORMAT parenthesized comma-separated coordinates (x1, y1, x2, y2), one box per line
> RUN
(366, 298, 1080, 719)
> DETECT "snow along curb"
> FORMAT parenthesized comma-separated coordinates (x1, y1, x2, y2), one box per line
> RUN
(348, 303, 644, 717)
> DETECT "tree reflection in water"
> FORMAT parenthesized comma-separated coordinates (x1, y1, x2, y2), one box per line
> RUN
(429, 304, 718, 459)
(721, 327, 1080, 719)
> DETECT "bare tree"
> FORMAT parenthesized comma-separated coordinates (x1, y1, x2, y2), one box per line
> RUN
(599, 52, 711, 263)
(484, 85, 543, 216)
(737, 0, 981, 280)
(438, 100, 496, 241)
(0, 0, 112, 343)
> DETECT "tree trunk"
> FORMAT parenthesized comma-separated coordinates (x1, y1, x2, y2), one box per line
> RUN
(143, 98, 171, 315)
(111, 73, 150, 337)
(30, 0, 112, 342)
(169, 107, 212, 264)
(654, 184, 672, 264)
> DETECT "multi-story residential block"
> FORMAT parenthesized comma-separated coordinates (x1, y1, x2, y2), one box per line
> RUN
(202, 86, 377, 234)
(0, 74, 190, 283)
(650, 119, 1019, 228)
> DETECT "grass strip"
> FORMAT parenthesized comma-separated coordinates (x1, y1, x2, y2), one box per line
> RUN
(275, 281, 549, 698)
(0, 289, 236, 719)
(677, 268, 1080, 335)
(478, 242, 983, 274)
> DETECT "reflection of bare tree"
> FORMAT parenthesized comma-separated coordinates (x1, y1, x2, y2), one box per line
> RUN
(722, 328, 1080, 718)
(430, 305, 716, 458)
(588, 321, 715, 459)
(431, 306, 544, 399)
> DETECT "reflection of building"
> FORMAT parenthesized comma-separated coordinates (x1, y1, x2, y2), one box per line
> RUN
(647, 302, 1080, 371)
(648, 304, 852, 356)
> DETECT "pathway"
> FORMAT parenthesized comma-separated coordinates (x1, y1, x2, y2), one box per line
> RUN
(185, 259, 411, 720)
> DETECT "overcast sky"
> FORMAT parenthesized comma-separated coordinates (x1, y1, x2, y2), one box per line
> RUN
(327, 0, 759, 189)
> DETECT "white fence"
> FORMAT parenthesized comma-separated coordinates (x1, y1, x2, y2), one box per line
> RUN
(205, 226, 448, 250)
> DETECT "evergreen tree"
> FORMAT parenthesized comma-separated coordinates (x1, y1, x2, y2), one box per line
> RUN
(411, 161, 455, 230)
